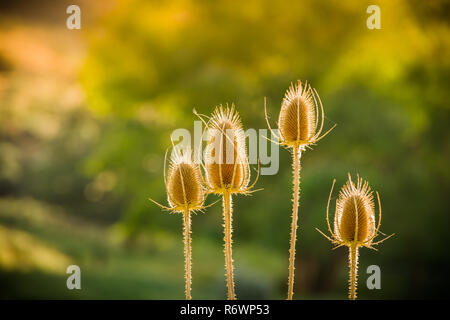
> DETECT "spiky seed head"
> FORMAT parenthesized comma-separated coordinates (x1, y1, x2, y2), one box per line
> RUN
(334, 174, 375, 244)
(278, 80, 321, 149)
(166, 148, 205, 212)
(204, 104, 250, 194)
(315, 174, 394, 301)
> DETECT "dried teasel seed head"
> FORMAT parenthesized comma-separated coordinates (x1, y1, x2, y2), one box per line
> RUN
(166, 148, 205, 212)
(334, 174, 376, 244)
(277, 80, 328, 149)
(316, 174, 394, 300)
(204, 104, 250, 193)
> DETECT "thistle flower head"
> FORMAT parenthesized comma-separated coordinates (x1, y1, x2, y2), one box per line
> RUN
(203, 104, 251, 194)
(165, 147, 205, 213)
(317, 173, 394, 250)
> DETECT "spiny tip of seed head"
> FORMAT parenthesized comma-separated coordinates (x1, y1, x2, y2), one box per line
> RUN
(209, 103, 242, 131)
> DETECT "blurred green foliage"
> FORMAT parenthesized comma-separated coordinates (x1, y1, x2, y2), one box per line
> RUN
(0, 0, 449, 299)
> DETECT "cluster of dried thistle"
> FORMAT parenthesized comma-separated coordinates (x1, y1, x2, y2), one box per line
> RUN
(151, 80, 394, 300)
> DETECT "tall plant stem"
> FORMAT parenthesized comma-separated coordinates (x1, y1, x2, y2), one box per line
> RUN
(183, 209, 192, 300)
(287, 146, 301, 300)
(222, 190, 236, 300)
(348, 243, 359, 300)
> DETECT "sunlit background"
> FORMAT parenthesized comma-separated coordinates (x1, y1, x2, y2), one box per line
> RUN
(0, 0, 449, 299)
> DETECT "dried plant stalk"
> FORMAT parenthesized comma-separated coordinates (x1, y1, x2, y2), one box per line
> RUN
(265, 80, 335, 300)
(222, 190, 235, 299)
(348, 244, 358, 300)
(287, 146, 300, 300)
(316, 174, 395, 300)
(183, 208, 192, 300)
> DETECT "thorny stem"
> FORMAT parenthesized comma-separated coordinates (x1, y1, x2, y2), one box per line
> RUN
(183, 209, 192, 300)
(287, 146, 301, 300)
(348, 243, 359, 300)
(223, 190, 236, 300)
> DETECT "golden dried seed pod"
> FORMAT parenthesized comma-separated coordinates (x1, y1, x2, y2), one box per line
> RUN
(165, 149, 205, 212)
(167, 162, 203, 209)
(278, 80, 317, 147)
(338, 195, 375, 242)
(334, 174, 375, 244)
(204, 104, 249, 193)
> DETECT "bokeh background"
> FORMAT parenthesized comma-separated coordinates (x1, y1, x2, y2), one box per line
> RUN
(0, 0, 449, 299)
